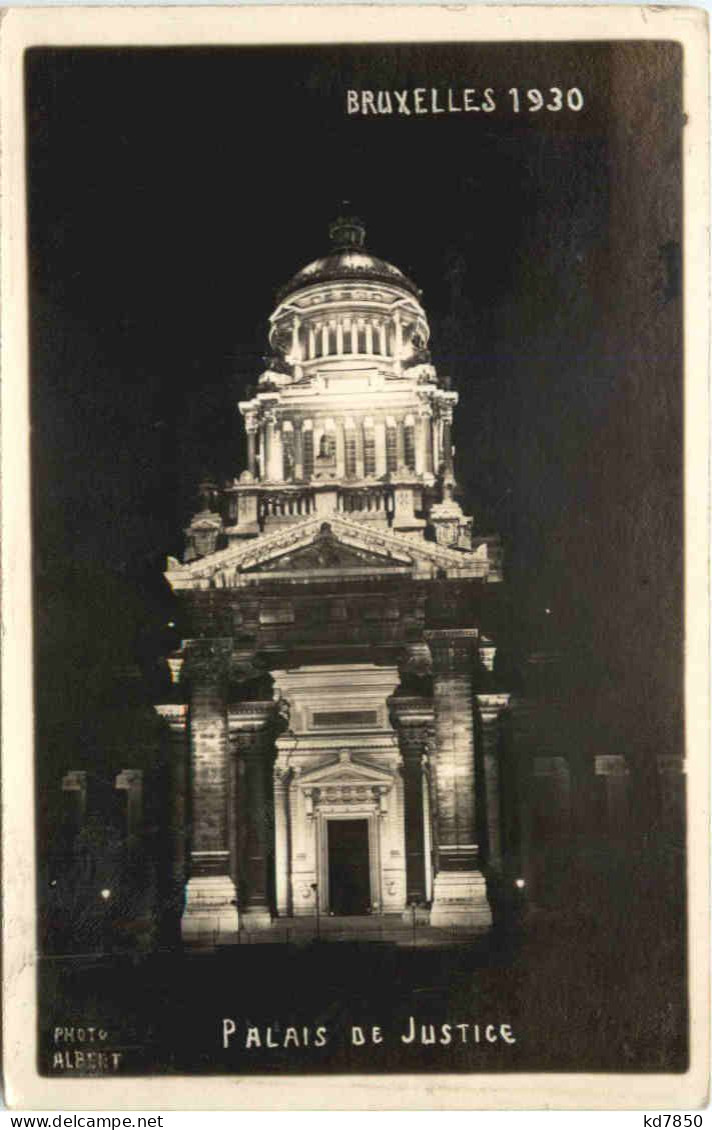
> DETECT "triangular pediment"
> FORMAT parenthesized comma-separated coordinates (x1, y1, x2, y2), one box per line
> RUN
(300, 749, 394, 786)
(165, 512, 493, 590)
(244, 522, 409, 574)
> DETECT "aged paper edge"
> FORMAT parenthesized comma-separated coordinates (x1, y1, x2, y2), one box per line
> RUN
(1, 4, 709, 1111)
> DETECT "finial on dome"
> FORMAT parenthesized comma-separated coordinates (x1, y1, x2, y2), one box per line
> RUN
(329, 210, 366, 252)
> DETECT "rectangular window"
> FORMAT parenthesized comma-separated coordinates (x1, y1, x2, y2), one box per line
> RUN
(363, 429, 376, 476)
(282, 430, 295, 480)
(303, 430, 314, 477)
(345, 429, 357, 478)
(404, 424, 416, 471)
(386, 425, 398, 473)
(312, 710, 378, 729)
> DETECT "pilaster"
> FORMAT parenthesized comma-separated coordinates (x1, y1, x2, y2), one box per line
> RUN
(114, 769, 143, 861)
(388, 696, 433, 908)
(424, 628, 492, 928)
(656, 754, 686, 841)
(374, 420, 387, 476)
(266, 415, 283, 482)
(273, 765, 291, 916)
(61, 770, 87, 835)
(181, 640, 237, 944)
(476, 694, 510, 870)
(594, 755, 631, 837)
(154, 703, 189, 933)
(229, 700, 278, 929)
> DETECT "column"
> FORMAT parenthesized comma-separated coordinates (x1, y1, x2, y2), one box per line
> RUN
(290, 314, 301, 359)
(432, 415, 441, 472)
(245, 415, 258, 478)
(308, 325, 316, 359)
(378, 321, 386, 356)
(61, 770, 87, 842)
(335, 421, 345, 478)
(154, 703, 189, 940)
(396, 418, 406, 470)
(266, 416, 282, 481)
(393, 308, 403, 359)
(355, 418, 365, 479)
(424, 412, 434, 473)
(389, 698, 432, 909)
(260, 421, 268, 480)
(476, 695, 510, 871)
(231, 702, 276, 928)
(441, 406, 454, 476)
(336, 319, 344, 354)
(655, 754, 685, 889)
(656, 755, 685, 838)
(594, 755, 631, 838)
(273, 767, 290, 916)
(424, 629, 491, 928)
(182, 640, 237, 944)
(115, 769, 143, 862)
(422, 755, 434, 901)
(415, 414, 427, 474)
(321, 323, 329, 357)
(365, 320, 374, 354)
(374, 420, 387, 476)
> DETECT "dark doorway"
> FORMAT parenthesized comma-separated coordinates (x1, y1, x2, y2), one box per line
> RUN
(327, 819, 370, 915)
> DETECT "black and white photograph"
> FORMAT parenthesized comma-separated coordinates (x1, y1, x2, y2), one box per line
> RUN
(1, 4, 709, 1110)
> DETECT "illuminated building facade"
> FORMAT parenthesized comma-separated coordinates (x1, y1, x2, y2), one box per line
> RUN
(157, 216, 516, 940)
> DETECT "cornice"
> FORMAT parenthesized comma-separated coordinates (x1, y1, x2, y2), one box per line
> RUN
(424, 628, 479, 642)
(476, 693, 511, 719)
(154, 703, 188, 732)
(388, 696, 434, 726)
(227, 700, 277, 732)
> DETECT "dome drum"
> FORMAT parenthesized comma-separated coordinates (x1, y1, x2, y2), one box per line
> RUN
(269, 283, 429, 374)
(222, 217, 475, 550)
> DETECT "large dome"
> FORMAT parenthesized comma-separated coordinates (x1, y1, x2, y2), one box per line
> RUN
(277, 215, 421, 301)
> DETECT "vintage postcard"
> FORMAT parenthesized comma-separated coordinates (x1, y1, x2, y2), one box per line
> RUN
(1, 4, 709, 1111)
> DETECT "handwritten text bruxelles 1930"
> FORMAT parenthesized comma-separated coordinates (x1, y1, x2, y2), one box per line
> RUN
(222, 1017, 517, 1049)
(345, 87, 585, 115)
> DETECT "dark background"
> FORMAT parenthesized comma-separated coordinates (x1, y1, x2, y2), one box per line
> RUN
(27, 41, 685, 1073)
(27, 42, 683, 724)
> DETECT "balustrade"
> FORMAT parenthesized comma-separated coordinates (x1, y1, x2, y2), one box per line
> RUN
(258, 489, 316, 524)
(338, 486, 394, 521)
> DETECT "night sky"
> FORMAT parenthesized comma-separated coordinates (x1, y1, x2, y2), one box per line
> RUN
(27, 42, 683, 758)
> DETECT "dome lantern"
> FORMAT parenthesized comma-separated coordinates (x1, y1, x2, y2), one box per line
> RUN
(328, 213, 366, 252)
